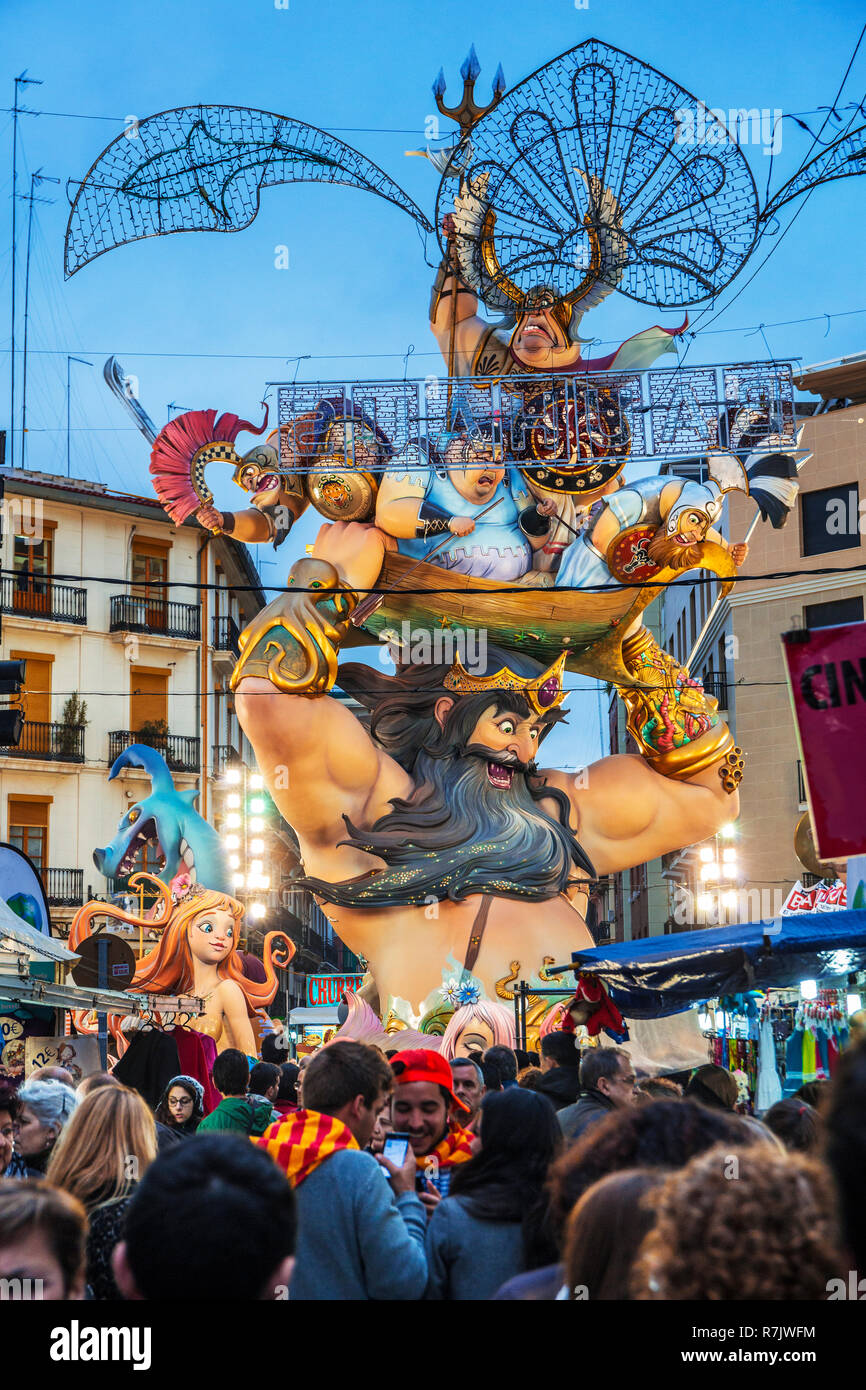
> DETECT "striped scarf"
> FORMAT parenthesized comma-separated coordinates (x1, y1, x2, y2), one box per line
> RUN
(256, 1108, 358, 1188)
(416, 1121, 475, 1171)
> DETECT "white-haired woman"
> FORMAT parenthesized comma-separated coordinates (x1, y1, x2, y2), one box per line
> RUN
(14, 1079, 78, 1178)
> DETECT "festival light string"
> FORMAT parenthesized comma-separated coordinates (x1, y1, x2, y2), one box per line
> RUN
(5, 102, 862, 131)
(5, 561, 864, 594)
(5, 302, 866, 362)
(671, 26, 866, 345)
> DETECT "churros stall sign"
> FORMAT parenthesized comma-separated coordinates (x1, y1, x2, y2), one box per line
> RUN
(306, 973, 364, 1007)
(782, 621, 866, 860)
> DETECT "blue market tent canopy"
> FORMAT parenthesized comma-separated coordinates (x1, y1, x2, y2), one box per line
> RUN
(571, 910, 866, 1019)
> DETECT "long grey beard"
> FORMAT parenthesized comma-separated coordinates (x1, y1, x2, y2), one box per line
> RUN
(299, 747, 594, 907)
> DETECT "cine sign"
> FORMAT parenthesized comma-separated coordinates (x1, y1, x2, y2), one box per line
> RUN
(306, 973, 364, 1008)
(782, 620, 866, 859)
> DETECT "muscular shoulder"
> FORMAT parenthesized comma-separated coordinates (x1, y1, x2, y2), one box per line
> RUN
(361, 750, 415, 823)
(535, 767, 580, 823)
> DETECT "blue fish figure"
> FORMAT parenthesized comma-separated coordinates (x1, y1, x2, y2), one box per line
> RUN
(93, 744, 229, 894)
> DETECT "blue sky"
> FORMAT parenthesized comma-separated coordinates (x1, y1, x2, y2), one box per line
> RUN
(3, 0, 866, 767)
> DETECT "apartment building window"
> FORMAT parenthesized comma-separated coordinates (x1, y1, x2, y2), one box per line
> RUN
(804, 596, 864, 630)
(130, 666, 169, 732)
(8, 797, 51, 871)
(12, 525, 55, 613)
(801, 483, 860, 557)
(131, 539, 170, 629)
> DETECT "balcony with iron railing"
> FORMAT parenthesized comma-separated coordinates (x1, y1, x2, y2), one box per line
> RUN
(212, 615, 241, 658)
(109, 594, 200, 641)
(702, 670, 729, 708)
(4, 721, 86, 762)
(104, 873, 164, 909)
(108, 730, 200, 772)
(42, 868, 85, 907)
(212, 744, 241, 777)
(1, 576, 87, 625)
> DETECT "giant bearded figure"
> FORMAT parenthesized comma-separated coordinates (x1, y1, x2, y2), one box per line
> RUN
(231, 523, 742, 1025)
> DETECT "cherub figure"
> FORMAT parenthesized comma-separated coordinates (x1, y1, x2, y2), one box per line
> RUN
(376, 426, 544, 580)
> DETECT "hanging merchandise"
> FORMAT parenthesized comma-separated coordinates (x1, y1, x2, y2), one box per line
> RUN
(755, 1014, 783, 1112)
(782, 989, 849, 1097)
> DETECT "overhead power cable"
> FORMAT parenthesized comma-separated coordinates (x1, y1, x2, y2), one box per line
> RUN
(3, 561, 865, 596)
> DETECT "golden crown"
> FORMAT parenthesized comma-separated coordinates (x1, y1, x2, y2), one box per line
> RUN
(443, 650, 568, 716)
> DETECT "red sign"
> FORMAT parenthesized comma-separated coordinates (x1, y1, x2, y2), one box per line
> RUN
(782, 621, 866, 859)
(306, 973, 364, 1008)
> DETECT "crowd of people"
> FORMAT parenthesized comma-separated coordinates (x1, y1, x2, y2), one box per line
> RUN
(0, 1029, 864, 1301)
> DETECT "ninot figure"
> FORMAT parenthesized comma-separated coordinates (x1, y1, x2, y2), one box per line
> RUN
(69, 875, 293, 1057)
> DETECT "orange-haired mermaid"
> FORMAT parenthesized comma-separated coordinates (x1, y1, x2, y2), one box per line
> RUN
(69, 873, 295, 1056)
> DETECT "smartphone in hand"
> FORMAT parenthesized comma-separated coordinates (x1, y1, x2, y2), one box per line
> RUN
(382, 1132, 411, 1168)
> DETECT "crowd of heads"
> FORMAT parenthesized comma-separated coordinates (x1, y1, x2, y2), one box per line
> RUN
(0, 1026, 864, 1301)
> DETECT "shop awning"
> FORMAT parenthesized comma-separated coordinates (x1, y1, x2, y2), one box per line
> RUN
(571, 910, 866, 1018)
(0, 896, 79, 963)
(289, 1007, 342, 1026)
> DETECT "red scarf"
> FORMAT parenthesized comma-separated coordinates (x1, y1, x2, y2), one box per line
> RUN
(255, 1108, 358, 1188)
(415, 1120, 475, 1170)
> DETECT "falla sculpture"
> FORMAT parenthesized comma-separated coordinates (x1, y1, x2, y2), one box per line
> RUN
(69, 874, 293, 1058)
(67, 37, 860, 1040)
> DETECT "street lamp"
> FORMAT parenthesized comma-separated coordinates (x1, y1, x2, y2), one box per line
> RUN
(696, 828, 740, 923)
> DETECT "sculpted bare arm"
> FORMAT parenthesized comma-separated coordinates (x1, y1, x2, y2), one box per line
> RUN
(430, 240, 488, 376)
(234, 680, 410, 847)
(541, 756, 738, 877)
(218, 979, 256, 1056)
(234, 519, 409, 857)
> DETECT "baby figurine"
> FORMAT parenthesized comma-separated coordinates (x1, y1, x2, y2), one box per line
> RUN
(376, 428, 550, 581)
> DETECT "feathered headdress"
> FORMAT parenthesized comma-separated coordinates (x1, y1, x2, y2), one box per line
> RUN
(149, 407, 268, 524)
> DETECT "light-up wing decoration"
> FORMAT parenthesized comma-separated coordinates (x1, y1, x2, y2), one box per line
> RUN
(65, 105, 432, 276)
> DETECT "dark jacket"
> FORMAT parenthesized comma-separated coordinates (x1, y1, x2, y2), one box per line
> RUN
(536, 1066, 582, 1112)
(492, 1263, 565, 1300)
(425, 1195, 526, 1301)
(87, 1194, 134, 1301)
(557, 1089, 617, 1143)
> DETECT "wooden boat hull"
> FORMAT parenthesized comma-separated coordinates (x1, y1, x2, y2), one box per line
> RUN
(345, 544, 737, 686)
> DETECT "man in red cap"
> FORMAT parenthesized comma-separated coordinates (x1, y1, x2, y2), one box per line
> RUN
(389, 1049, 475, 1206)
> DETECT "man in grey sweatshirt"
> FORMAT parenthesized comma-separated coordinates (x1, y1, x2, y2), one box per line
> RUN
(256, 1040, 428, 1300)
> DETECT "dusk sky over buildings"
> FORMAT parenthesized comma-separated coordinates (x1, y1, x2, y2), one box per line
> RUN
(4, 0, 866, 765)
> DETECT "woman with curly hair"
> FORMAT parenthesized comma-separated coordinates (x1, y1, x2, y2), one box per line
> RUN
(493, 1099, 760, 1300)
(547, 1098, 758, 1235)
(632, 1145, 843, 1300)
